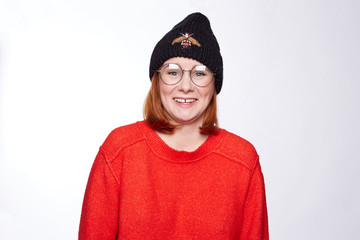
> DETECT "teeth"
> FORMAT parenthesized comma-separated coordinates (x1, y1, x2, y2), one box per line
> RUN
(174, 98, 196, 104)
(174, 98, 185, 103)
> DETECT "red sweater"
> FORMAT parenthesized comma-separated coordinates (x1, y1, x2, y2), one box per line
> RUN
(79, 121, 268, 239)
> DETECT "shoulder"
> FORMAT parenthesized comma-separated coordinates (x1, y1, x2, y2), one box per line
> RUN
(214, 129, 259, 171)
(100, 121, 146, 161)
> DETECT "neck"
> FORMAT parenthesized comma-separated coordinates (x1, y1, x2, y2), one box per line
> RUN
(156, 122, 208, 152)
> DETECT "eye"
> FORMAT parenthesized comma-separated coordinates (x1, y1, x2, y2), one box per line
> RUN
(192, 65, 209, 78)
(167, 71, 179, 76)
(194, 71, 206, 77)
(164, 64, 182, 78)
(192, 70, 209, 78)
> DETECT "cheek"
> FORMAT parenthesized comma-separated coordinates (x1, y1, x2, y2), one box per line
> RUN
(158, 82, 173, 104)
(202, 86, 215, 103)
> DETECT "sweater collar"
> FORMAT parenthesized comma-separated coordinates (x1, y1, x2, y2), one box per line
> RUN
(137, 121, 223, 163)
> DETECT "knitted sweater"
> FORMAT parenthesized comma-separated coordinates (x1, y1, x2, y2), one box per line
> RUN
(79, 121, 268, 240)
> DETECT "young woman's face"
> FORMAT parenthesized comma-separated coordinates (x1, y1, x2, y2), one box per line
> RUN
(158, 57, 215, 126)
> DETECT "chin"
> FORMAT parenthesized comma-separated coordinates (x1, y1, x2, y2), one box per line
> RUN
(172, 115, 202, 125)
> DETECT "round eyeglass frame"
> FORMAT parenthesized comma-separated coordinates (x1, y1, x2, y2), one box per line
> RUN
(156, 63, 215, 87)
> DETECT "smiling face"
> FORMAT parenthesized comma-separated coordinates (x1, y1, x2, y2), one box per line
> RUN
(158, 57, 215, 126)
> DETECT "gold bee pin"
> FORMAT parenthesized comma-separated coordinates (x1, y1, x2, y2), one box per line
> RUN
(172, 33, 201, 49)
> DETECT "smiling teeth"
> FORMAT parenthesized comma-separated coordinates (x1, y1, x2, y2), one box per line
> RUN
(174, 98, 196, 103)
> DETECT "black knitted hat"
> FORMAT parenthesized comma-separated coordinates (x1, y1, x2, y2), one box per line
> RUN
(149, 12, 223, 94)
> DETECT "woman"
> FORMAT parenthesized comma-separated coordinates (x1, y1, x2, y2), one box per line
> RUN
(79, 12, 268, 240)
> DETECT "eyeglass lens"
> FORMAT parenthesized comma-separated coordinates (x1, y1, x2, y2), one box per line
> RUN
(159, 63, 213, 87)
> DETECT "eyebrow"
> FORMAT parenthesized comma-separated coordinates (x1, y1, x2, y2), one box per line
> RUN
(164, 62, 206, 69)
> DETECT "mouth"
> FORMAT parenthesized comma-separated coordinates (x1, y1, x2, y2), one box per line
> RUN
(173, 98, 197, 104)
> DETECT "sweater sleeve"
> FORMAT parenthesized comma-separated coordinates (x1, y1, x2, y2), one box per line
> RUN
(239, 158, 269, 240)
(79, 149, 120, 240)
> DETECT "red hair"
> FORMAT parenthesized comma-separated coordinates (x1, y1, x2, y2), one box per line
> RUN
(143, 73, 219, 134)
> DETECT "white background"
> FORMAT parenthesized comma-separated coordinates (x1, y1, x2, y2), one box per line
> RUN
(1, 0, 359, 239)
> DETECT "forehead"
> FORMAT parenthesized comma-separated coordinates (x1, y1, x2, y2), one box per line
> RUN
(163, 57, 205, 68)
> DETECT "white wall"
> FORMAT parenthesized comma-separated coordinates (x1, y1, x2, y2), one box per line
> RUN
(1, 0, 359, 239)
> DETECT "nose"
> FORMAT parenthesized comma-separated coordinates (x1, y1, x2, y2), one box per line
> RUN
(178, 70, 194, 93)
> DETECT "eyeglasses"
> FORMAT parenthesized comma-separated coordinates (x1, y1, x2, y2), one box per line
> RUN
(156, 63, 214, 87)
